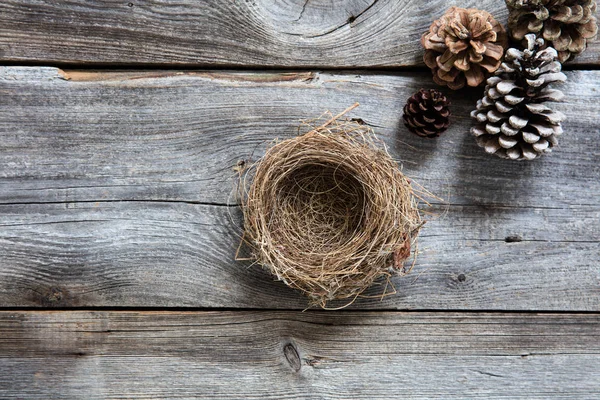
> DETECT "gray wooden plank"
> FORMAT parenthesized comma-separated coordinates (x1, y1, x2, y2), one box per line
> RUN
(0, 311, 598, 399)
(0, 0, 598, 67)
(0, 66, 598, 310)
(0, 201, 597, 310)
(0, 67, 599, 209)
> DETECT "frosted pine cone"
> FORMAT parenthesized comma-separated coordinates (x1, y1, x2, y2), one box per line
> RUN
(507, 0, 598, 62)
(421, 7, 508, 89)
(471, 34, 567, 160)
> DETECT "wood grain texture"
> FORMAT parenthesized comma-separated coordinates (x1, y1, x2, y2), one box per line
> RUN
(0, 67, 598, 310)
(1, 67, 599, 208)
(0, 0, 598, 67)
(0, 202, 600, 310)
(0, 311, 598, 399)
(0, 201, 598, 310)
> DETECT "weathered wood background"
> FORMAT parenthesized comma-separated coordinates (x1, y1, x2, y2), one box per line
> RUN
(0, 0, 598, 398)
(1, 311, 599, 399)
(1, 0, 599, 66)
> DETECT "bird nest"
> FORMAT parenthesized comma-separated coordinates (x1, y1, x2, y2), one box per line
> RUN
(238, 104, 424, 308)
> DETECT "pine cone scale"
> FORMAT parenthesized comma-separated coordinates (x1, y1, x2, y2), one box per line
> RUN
(485, 43, 505, 58)
(471, 40, 487, 54)
(464, 65, 485, 87)
(499, 135, 519, 148)
(544, 21, 563, 39)
(568, 35, 586, 52)
(480, 57, 502, 73)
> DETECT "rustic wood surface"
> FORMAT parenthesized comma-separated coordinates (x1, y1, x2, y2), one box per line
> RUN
(0, 67, 598, 310)
(1, 201, 598, 310)
(1, 0, 599, 398)
(1, 0, 599, 67)
(0, 311, 598, 399)
(1, 68, 599, 208)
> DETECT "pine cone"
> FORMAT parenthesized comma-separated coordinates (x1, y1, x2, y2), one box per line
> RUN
(471, 34, 567, 160)
(507, 0, 598, 62)
(421, 7, 508, 90)
(403, 89, 451, 138)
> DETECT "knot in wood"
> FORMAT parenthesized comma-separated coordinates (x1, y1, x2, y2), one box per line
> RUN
(283, 343, 301, 372)
(46, 287, 64, 303)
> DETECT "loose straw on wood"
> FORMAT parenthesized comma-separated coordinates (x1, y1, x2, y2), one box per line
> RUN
(238, 104, 423, 308)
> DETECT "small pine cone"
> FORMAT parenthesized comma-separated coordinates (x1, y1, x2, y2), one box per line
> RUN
(471, 34, 567, 160)
(421, 7, 508, 90)
(507, 0, 598, 62)
(403, 89, 451, 138)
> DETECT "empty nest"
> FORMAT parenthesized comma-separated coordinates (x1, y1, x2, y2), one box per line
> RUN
(239, 104, 423, 308)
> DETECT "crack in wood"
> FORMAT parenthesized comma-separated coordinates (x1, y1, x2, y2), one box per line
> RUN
(294, 0, 310, 22)
(302, 0, 380, 38)
(472, 369, 505, 378)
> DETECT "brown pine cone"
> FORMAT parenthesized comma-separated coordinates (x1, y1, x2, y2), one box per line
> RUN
(421, 7, 508, 90)
(403, 89, 451, 138)
(507, 0, 598, 62)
